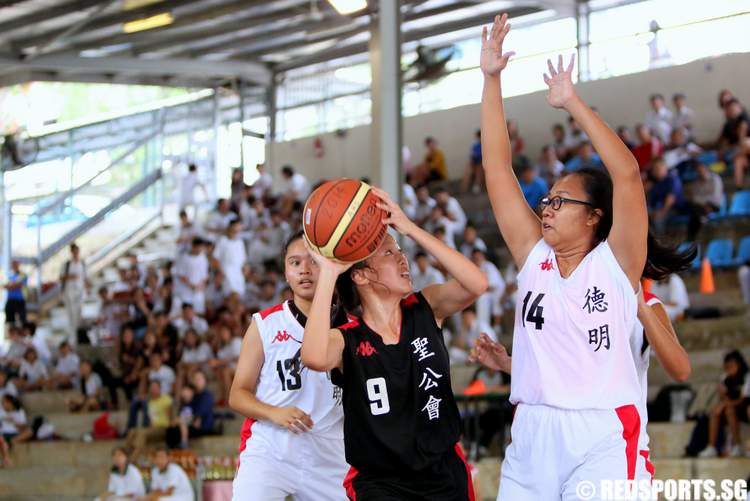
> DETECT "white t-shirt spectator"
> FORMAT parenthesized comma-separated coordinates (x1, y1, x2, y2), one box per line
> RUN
(650, 273, 690, 321)
(205, 211, 237, 237)
(0, 407, 26, 434)
(173, 316, 209, 338)
(108, 464, 146, 498)
(414, 197, 436, 224)
(464, 318, 498, 348)
(663, 142, 702, 169)
(672, 106, 696, 133)
(179, 171, 203, 207)
(81, 372, 103, 398)
(181, 343, 213, 365)
(286, 173, 310, 202)
(645, 107, 674, 144)
(213, 236, 247, 294)
(412, 265, 445, 292)
(460, 237, 487, 258)
(442, 197, 467, 233)
(252, 171, 273, 199)
(403, 184, 417, 220)
(217, 337, 242, 369)
(174, 252, 209, 310)
(20, 359, 48, 385)
(150, 463, 194, 501)
(148, 365, 176, 395)
(0, 381, 18, 399)
(55, 352, 80, 377)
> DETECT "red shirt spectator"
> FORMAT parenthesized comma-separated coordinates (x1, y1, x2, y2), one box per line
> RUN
(633, 124, 663, 172)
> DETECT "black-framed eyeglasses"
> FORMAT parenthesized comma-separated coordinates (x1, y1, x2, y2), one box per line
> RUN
(538, 195, 595, 211)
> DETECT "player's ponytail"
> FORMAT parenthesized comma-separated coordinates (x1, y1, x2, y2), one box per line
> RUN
(642, 231, 697, 280)
(335, 261, 369, 312)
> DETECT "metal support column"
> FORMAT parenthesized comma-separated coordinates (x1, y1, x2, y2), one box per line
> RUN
(238, 79, 246, 174)
(211, 88, 221, 201)
(369, 0, 402, 201)
(576, 0, 591, 82)
(266, 77, 277, 180)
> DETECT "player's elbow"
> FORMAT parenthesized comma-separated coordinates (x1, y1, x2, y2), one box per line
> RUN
(228, 384, 243, 412)
(301, 346, 331, 372)
(671, 363, 691, 383)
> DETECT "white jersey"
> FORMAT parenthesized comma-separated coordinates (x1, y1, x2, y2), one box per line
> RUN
(510, 239, 640, 409)
(238, 301, 344, 463)
(629, 291, 662, 451)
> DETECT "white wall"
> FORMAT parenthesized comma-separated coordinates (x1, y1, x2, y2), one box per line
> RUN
(267, 52, 750, 188)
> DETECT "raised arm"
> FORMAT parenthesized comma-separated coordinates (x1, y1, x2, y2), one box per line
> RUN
(544, 54, 647, 287)
(481, 14, 542, 268)
(372, 188, 488, 325)
(300, 249, 347, 372)
(229, 321, 314, 433)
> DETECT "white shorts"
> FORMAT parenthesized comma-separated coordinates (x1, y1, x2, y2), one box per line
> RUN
(233, 432, 349, 501)
(498, 403, 652, 501)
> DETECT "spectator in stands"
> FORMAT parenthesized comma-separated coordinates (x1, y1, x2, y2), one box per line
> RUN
(420, 136, 448, 184)
(205, 271, 229, 320)
(97, 286, 126, 341)
(718, 89, 734, 110)
(645, 93, 673, 143)
(648, 157, 686, 233)
(411, 251, 445, 291)
(147, 447, 195, 501)
(143, 351, 175, 397)
(230, 168, 247, 208)
(246, 209, 290, 266)
(250, 163, 273, 200)
(462, 129, 484, 193)
(455, 306, 497, 357)
(663, 127, 702, 175)
(414, 184, 436, 226)
(507, 119, 525, 156)
(517, 162, 548, 209)
(176, 210, 199, 254)
(255, 280, 278, 311)
(173, 304, 208, 339)
(739, 261, 750, 305)
(551, 123, 569, 161)
(213, 220, 246, 295)
(17, 347, 47, 392)
(117, 326, 141, 401)
(3, 260, 27, 329)
(0, 371, 18, 400)
(97, 446, 145, 501)
(60, 242, 87, 344)
(0, 326, 25, 376)
(168, 369, 214, 450)
(564, 141, 603, 172)
(617, 126, 635, 150)
(174, 238, 209, 315)
(126, 381, 173, 463)
(672, 93, 695, 135)
(435, 186, 468, 233)
(205, 199, 237, 241)
(0, 395, 26, 467)
(403, 173, 418, 219)
(152, 311, 179, 368)
(536, 145, 564, 187)
(699, 350, 749, 458)
(718, 98, 750, 188)
(425, 207, 457, 249)
(685, 162, 723, 238)
(565, 116, 588, 153)
(21, 322, 50, 367)
(280, 165, 310, 215)
(650, 273, 690, 322)
(633, 124, 663, 173)
(48, 340, 80, 389)
(209, 326, 241, 405)
(175, 330, 212, 396)
(459, 224, 487, 258)
(66, 359, 104, 412)
(471, 248, 505, 329)
(127, 253, 145, 288)
(178, 163, 207, 218)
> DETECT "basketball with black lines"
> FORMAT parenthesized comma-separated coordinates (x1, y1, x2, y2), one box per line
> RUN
(303, 178, 388, 262)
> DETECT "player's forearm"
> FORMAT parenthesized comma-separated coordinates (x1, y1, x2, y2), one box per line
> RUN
(638, 305, 691, 382)
(228, 387, 280, 423)
(481, 76, 513, 176)
(301, 269, 336, 371)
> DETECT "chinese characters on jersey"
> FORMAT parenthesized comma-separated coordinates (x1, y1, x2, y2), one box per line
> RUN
(412, 337, 441, 420)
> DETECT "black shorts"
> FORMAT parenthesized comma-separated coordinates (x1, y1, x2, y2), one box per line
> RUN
(345, 445, 474, 501)
(4, 298, 26, 325)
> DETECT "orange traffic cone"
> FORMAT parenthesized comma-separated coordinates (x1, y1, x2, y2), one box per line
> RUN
(463, 379, 487, 396)
(700, 256, 715, 295)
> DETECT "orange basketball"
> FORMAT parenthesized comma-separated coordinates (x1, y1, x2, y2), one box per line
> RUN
(303, 178, 388, 262)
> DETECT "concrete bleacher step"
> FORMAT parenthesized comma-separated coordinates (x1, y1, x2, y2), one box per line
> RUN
(0, 465, 108, 498)
(647, 422, 694, 459)
(12, 439, 125, 468)
(21, 390, 79, 414)
(46, 410, 129, 440)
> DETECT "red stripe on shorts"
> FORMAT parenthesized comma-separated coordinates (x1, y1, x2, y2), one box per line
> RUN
(615, 405, 641, 481)
(639, 450, 655, 481)
(236, 418, 256, 467)
(343, 466, 359, 501)
(454, 443, 476, 501)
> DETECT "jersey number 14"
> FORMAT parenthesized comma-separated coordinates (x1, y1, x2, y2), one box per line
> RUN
(522, 292, 545, 330)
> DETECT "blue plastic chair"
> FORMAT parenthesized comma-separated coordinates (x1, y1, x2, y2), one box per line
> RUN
(728, 191, 750, 217)
(733, 236, 750, 266)
(707, 193, 728, 221)
(704, 238, 734, 267)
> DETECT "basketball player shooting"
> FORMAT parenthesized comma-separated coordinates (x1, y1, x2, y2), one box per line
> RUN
(301, 187, 488, 501)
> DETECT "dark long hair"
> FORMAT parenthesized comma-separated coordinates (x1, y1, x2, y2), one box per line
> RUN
(563, 168, 697, 279)
(336, 260, 371, 312)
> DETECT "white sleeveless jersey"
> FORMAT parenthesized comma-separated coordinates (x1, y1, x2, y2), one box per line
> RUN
(510, 239, 641, 409)
(238, 301, 344, 462)
(629, 292, 662, 450)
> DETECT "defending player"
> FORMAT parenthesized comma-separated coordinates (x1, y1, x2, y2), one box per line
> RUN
(301, 187, 488, 501)
(229, 231, 349, 501)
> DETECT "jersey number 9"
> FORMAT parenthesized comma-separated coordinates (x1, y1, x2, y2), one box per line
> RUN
(366, 377, 390, 416)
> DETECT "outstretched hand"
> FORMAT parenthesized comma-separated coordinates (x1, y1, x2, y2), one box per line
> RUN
(469, 333, 512, 373)
(480, 13, 515, 77)
(543, 54, 577, 109)
(303, 237, 353, 277)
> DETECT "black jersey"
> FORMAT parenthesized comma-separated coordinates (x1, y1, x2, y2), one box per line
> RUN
(333, 291, 461, 474)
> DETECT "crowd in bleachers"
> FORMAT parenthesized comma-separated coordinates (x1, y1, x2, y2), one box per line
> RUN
(0, 84, 749, 479)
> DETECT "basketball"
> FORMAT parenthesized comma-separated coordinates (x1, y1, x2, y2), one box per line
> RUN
(303, 178, 388, 262)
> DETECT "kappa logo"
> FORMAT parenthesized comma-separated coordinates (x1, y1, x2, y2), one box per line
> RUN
(355, 341, 378, 357)
(272, 330, 293, 343)
(539, 258, 555, 271)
